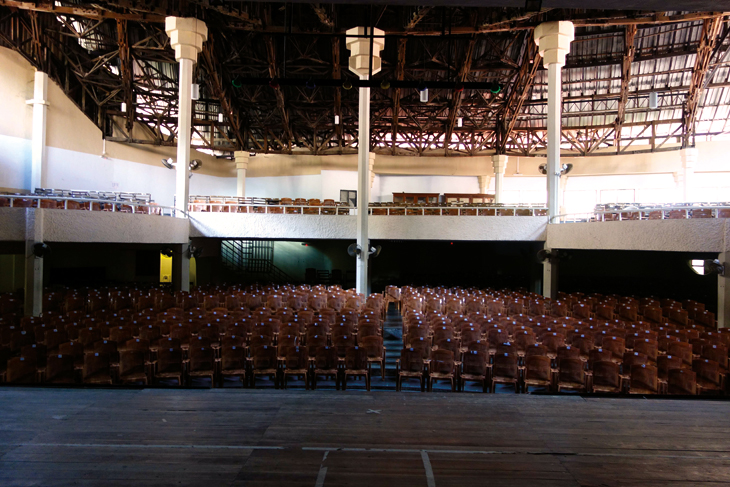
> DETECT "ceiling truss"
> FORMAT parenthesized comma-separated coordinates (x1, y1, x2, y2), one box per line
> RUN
(0, 2, 729, 157)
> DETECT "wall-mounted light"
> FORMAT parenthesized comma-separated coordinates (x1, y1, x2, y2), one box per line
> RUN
(334, 115, 340, 125)
(690, 259, 726, 276)
(191, 83, 200, 101)
(420, 88, 429, 103)
(218, 113, 224, 123)
(457, 117, 463, 128)
(120, 102, 127, 113)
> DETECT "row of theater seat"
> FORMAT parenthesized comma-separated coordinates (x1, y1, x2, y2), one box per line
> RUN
(394, 285, 726, 394)
(0, 283, 726, 394)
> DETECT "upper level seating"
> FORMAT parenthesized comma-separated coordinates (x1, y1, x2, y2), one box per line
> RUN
(188, 195, 547, 217)
(582, 202, 730, 222)
(0, 189, 162, 215)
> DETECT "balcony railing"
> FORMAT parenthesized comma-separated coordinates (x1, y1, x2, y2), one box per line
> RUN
(557, 203, 730, 223)
(188, 196, 548, 216)
(0, 194, 181, 217)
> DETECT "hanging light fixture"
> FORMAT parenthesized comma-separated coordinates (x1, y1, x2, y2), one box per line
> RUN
(649, 92, 658, 110)
(420, 87, 429, 103)
(334, 115, 340, 125)
(191, 83, 200, 100)
(120, 102, 127, 113)
(457, 117, 463, 128)
(218, 113, 224, 123)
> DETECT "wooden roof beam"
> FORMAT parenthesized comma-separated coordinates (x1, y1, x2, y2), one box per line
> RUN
(496, 32, 540, 154)
(200, 32, 245, 151)
(391, 37, 407, 155)
(444, 37, 476, 156)
(682, 15, 724, 148)
(614, 24, 637, 150)
(265, 35, 294, 152)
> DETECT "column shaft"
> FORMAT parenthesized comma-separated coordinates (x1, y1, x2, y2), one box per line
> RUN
(547, 62, 561, 223)
(172, 243, 191, 292)
(23, 209, 43, 317)
(30, 71, 49, 191)
(719, 252, 729, 328)
(237, 167, 247, 197)
(356, 86, 370, 295)
(175, 58, 193, 217)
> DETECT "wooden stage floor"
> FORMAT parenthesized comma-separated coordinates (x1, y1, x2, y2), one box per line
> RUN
(0, 388, 729, 486)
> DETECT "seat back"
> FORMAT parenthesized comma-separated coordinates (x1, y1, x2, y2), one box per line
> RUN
(430, 349, 454, 375)
(630, 363, 658, 393)
(492, 353, 518, 379)
(524, 355, 551, 382)
(400, 348, 424, 373)
(592, 361, 620, 389)
(345, 346, 368, 370)
(667, 368, 697, 395)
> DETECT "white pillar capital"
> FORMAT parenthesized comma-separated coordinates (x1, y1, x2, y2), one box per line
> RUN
(492, 154, 508, 174)
(478, 175, 491, 195)
(234, 151, 250, 171)
(165, 17, 208, 62)
(346, 26, 385, 78)
(534, 21, 574, 67)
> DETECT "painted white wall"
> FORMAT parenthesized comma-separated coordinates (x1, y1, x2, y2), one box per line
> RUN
(373, 175, 480, 202)
(245, 174, 322, 200)
(0, 134, 31, 190)
(321, 170, 357, 201)
(40, 146, 234, 207)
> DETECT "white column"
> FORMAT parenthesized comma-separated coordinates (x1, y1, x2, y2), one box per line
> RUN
(356, 90, 370, 294)
(492, 154, 508, 204)
(680, 147, 698, 202)
(27, 71, 49, 192)
(234, 151, 249, 197)
(347, 26, 384, 295)
(719, 252, 729, 329)
(478, 175, 491, 195)
(24, 209, 43, 317)
(535, 21, 574, 224)
(542, 248, 559, 300)
(369, 153, 376, 190)
(166, 17, 208, 219)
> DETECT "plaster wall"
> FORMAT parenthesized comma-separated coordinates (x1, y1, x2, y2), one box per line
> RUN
(546, 219, 729, 253)
(0, 208, 189, 244)
(0, 208, 29, 241)
(189, 213, 548, 241)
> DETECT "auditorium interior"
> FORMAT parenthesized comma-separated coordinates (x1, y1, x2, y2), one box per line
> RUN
(1, 0, 730, 485)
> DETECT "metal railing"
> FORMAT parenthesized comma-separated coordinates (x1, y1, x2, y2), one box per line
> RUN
(557, 203, 730, 223)
(0, 194, 184, 217)
(188, 196, 547, 216)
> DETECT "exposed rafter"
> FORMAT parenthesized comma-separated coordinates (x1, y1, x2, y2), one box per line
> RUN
(265, 35, 294, 152)
(200, 32, 244, 151)
(614, 24, 637, 149)
(332, 36, 343, 151)
(405, 7, 432, 31)
(116, 19, 134, 135)
(496, 32, 540, 154)
(682, 15, 723, 147)
(311, 4, 334, 28)
(391, 38, 407, 155)
(444, 37, 476, 156)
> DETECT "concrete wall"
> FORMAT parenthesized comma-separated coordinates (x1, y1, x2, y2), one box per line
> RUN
(189, 213, 548, 241)
(0, 208, 189, 244)
(547, 219, 730, 253)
